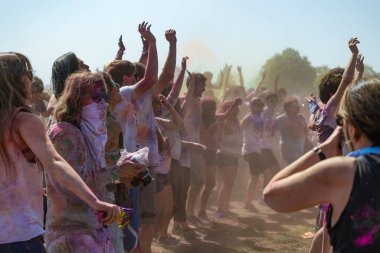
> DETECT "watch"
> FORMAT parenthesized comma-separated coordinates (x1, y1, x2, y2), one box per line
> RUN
(313, 146, 327, 160)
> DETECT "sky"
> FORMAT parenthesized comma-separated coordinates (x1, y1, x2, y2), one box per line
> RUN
(1, 0, 380, 87)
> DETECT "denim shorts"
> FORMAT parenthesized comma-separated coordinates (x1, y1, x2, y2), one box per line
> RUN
(0, 236, 46, 253)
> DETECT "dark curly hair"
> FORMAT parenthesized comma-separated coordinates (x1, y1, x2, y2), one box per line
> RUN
(318, 68, 344, 104)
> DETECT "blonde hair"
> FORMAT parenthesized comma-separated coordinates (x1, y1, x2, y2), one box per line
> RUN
(339, 78, 380, 144)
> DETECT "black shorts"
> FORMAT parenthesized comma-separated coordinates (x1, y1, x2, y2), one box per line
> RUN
(261, 148, 278, 168)
(216, 151, 239, 169)
(244, 152, 268, 175)
(204, 149, 217, 166)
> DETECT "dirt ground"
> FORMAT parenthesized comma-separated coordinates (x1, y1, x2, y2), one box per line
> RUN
(152, 187, 317, 253)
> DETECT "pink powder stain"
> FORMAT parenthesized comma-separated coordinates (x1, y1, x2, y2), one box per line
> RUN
(354, 226, 379, 248)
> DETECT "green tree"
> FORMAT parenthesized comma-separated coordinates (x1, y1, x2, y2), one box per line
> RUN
(363, 64, 379, 78)
(261, 48, 316, 94)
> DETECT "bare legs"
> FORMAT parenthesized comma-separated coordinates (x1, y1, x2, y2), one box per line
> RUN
(217, 166, 238, 213)
(199, 164, 217, 214)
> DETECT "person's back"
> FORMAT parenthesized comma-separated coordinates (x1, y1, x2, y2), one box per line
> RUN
(327, 154, 380, 252)
(0, 109, 44, 243)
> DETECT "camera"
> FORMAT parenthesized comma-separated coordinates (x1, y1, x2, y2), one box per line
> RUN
(130, 168, 154, 187)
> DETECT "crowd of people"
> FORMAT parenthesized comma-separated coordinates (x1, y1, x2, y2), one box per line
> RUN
(1, 19, 380, 253)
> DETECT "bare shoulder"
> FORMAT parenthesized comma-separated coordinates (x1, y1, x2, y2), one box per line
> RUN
(318, 156, 356, 186)
(14, 111, 46, 135)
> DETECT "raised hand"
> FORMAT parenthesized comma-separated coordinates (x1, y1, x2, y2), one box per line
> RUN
(158, 94, 170, 107)
(165, 29, 177, 44)
(355, 54, 364, 74)
(348, 37, 359, 54)
(118, 35, 125, 52)
(181, 56, 189, 70)
(138, 21, 156, 44)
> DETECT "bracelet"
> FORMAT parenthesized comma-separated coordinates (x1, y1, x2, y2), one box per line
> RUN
(313, 146, 327, 160)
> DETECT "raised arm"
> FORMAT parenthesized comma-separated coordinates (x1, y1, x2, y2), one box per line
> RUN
(327, 38, 359, 108)
(216, 97, 242, 120)
(212, 70, 224, 89)
(263, 127, 354, 213)
(237, 66, 244, 87)
(16, 112, 119, 223)
(154, 29, 177, 96)
(114, 35, 125, 60)
(156, 95, 184, 131)
(132, 22, 158, 100)
(138, 36, 149, 65)
(166, 56, 188, 106)
(181, 72, 195, 113)
(354, 54, 364, 82)
(246, 70, 266, 101)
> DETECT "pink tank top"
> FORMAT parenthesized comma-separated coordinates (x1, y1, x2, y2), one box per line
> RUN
(0, 109, 44, 243)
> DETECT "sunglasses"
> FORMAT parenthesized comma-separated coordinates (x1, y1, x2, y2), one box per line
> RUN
(92, 81, 108, 103)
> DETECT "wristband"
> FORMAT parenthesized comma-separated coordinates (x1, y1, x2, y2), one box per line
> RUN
(313, 146, 327, 160)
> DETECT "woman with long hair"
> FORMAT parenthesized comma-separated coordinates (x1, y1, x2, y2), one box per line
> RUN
(46, 52, 90, 119)
(46, 72, 140, 253)
(199, 97, 220, 219)
(215, 98, 242, 217)
(0, 53, 118, 252)
(264, 78, 380, 252)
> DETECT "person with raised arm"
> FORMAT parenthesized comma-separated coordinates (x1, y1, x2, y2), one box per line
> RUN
(309, 38, 360, 145)
(164, 56, 204, 233)
(306, 38, 360, 253)
(107, 21, 158, 253)
(152, 95, 184, 245)
(264, 77, 380, 253)
(213, 98, 243, 218)
(0, 53, 119, 252)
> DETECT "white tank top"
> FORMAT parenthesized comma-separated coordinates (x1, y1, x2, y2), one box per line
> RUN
(0, 112, 44, 243)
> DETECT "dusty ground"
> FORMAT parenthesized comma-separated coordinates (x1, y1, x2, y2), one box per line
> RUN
(152, 190, 317, 253)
